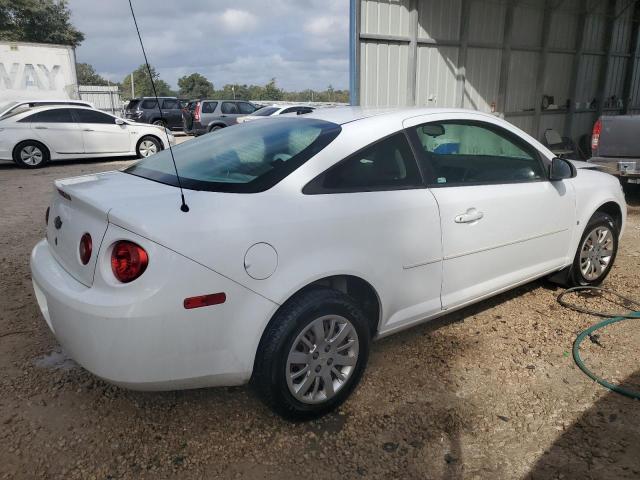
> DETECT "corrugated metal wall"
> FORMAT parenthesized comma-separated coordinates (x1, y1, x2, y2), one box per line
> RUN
(354, 0, 640, 152)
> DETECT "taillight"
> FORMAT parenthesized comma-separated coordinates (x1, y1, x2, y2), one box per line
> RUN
(45, 207, 50, 225)
(194, 102, 201, 122)
(111, 241, 148, 283)
(79, 233, 92, 265)
(591, 118, 602, 152)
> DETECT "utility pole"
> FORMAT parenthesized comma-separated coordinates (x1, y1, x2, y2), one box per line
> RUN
(130, 72, 135, 98)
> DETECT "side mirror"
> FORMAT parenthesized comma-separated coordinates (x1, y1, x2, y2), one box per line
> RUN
(549, 157, 576, 181)
(115, 118, 126, 126)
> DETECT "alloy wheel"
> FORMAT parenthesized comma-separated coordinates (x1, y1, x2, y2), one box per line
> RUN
(579, 226, 614, 281)
(286, 315, 359, 404)
(139, 140, 158, 157)
(20, 145, 44, 166)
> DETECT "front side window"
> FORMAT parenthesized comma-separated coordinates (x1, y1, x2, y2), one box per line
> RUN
(202, 101, 218, 113)
(411, 121, 544, 185)
(72, 109, 116, 124)
(20, 109, 73, 123)
(238, 102, 256, 114)
(252, 106, 279, 117)
(126, 117, 341, 193)
(162, 99, 178, 109)
(304, 132, 422, 193)
(221, 102, 239, 114)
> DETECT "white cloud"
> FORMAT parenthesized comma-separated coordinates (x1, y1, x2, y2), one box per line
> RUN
(304, 15, 348, 36)
(218, 9, 258, 33)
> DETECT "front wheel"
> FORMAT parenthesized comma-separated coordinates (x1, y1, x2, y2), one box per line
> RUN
(252, 288, 370, 420)
(136, 136, 162, 158)
(13, 140, 50, 168)
(570, 212, 618, 286)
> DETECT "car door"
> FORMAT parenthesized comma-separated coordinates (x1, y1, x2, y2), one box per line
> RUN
(26, 108, 84, 154)
(220, 101, 242, 126)
(404, 115, 575, 310)
(304, 132, 443, 333)
(160, 98, 180, 128)
(71, 108, 131, 154)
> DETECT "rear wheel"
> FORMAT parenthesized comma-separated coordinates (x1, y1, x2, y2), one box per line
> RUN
(152, 119, 166, 127)
(252, 288, 370, 420)
(136, 136, 162, 158)
(208, 125, 223, 134)
(13, 140, 50, 168)
(570, 212, 618, 286)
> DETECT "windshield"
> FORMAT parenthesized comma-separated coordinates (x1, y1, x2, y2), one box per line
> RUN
(0, 101, 19, 117)
(126, 117, 341, 193)
(125, 100, 140, 110)
(252, 106, 279, 117)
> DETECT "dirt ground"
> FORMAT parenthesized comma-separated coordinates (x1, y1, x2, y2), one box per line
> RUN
(1, 154, 639, 479)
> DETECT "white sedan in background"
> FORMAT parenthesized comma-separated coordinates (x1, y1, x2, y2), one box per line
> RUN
(237, 104, 315, 123)
(0, 105, 174, 168)
(30, 107, 625, 419)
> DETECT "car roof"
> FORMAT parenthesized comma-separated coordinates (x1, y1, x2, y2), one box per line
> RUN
(1, 104, 106, 121)
(302, 106, 495, 125)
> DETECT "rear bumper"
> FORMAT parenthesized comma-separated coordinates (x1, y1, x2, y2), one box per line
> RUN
(589, 157, 640, 178)
(30, 232, 277, 390)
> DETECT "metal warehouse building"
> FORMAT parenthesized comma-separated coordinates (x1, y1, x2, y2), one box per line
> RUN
(349, 0, 640, 150)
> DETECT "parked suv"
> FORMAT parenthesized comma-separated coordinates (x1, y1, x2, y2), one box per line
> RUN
(182, 100, 258, 135)
(124, 97, 186, 130)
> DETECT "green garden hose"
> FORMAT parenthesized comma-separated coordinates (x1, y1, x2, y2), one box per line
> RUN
(558, 286, 640, 400)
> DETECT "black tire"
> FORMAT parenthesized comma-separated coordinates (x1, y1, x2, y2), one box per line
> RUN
(152, 119, 166, 127)
(252, 288, 370, 420)
(136, 136, 162, 158)
(12, 140, 50, 168)
(569, 212, 619, 286)
(208, 125, 223, 133)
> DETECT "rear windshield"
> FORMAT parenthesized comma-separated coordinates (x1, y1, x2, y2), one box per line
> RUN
(126, 100, 140, 110)
(252, 106, 279, 117)
(125, 117, 341, 193)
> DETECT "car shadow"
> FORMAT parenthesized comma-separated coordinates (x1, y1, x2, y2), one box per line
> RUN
(0, 156, 138, 171)
(525, 369, 640, 479)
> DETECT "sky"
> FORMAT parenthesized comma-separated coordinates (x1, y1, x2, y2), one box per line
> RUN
(68, 0, 350, 92)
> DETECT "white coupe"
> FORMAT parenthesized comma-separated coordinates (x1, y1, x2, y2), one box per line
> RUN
(0, 105, 175, 168)
(30, 107, 626, 419)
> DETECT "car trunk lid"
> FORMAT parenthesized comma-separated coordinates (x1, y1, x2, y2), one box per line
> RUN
(47, 171, 186, 287)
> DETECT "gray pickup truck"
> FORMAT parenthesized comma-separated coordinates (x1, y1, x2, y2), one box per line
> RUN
(589, 115, 640, 185)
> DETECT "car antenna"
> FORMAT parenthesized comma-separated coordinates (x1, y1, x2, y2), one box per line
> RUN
(128, 0, 189, 213)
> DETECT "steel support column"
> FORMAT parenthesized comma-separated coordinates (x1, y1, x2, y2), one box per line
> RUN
(457, 0, 471, 108)
(406, 0, 419, 106)
(497, 0, 517, 115)
(349, 0, 361, 106)
(533, 0, 559, 139)
(596, 0, 619, 118)
(622, 1, 640, 114)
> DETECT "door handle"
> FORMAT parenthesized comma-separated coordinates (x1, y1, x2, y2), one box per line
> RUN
(83, 128, 94, 132)
(455, 208, 484, 224)
(34, 126, 48, 129)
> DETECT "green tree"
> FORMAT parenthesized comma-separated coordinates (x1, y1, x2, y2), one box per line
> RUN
(0, 0, 84, 47)
(262, 78, 283, 101)
(121, 64, 174, 100)
(76, 63, 109, 86)
(177, 73, 214, 99)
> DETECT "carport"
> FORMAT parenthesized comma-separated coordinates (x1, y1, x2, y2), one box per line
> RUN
(349, 0, 640, 150)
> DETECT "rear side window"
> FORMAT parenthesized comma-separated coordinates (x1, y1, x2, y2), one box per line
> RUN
(72, 109, 116, 124)
(238, 102, 256, 114)
(253, 106, 279, 117)
(20, 109, 73, 123)
(141, 99, 157, 109)
(304, 133, 422, 193)
(162, 99, 178, 109)
(410, 121, 544, 185)
(221, 102, 239, 114)
(202, 102, 218, 113)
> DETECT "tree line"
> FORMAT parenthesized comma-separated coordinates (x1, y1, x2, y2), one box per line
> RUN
(79, 63, 349, 103)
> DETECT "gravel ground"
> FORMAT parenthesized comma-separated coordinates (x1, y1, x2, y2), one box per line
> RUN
(0, 153, 639, 479)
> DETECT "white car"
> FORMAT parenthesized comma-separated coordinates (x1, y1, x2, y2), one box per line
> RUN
(30, 107, 626, 419)
(0, 99, 94, 119)
(237, 104, 315, 123)
(0, 105, 175, 168)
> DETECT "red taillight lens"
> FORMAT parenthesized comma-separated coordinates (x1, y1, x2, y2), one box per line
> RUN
(110, 241, 148, 283)
(591, 118, 602, 152)
(45, 207, 50, 225)
(79, 233, 92, 265)
(194, 102, 201, 122)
